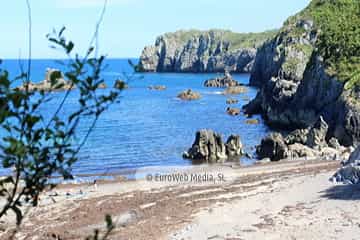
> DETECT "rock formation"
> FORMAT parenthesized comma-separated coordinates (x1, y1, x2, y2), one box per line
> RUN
(244, 0, 360, 146)
(257, 116, 349, 161)
(137, 29, 277, 73)
(177, 89, 201, 100)
(183, 129, 243, 163)
(204, 71, 240, 87)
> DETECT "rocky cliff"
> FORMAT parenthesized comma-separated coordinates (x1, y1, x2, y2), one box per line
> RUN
(245, 0, 360, 146)
(137, 29, 276, 73)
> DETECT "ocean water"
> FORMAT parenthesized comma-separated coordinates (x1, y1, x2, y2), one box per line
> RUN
(0, 59, 270, 177)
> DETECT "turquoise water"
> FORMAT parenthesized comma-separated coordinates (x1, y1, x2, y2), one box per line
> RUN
(0, 59, 270, 177)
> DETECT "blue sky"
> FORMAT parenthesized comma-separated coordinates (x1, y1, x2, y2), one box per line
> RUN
(1, 0, 311, 59)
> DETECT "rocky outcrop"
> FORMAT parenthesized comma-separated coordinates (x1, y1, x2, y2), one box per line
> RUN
(183, 129, 243, 163)
(204, 71, 240, 87)
(256, 133, 288, 161)
(17, 68, 74, 92)
(244, 2, 360, 146)
(257, 116, 349, 161)
(138, 29, 276, 73)
(177, 89, 201, 100)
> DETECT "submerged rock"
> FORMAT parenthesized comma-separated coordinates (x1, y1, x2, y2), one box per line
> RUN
(226, 98, 239, 104)
(177, 89, 201, 100)
(183, 130, 243, 163)
(245, 119, 259, 125)
(114, 80, 128, 89)
(223, 86, 248, 95)
(148, 85, 166, 91)
(226, 107, 240, 116)
(204, 71, 240, 87)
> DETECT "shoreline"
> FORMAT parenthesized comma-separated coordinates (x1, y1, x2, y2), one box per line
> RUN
(1, 158, 350, 240)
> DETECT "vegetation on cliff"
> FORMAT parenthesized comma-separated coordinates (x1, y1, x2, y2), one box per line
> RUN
(165, 29, 278, 51)
(285, 0, 360, 88)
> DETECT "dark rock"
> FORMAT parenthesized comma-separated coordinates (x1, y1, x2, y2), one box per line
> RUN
(183, 130, 243, 163)
(226, 107, 240, 116)
(114, 80, 128, 89)
(177, 89, 201, 100)
(204, 71, 240, 87)
(256, 133, 289, 161)
(183, 130, 227, 163)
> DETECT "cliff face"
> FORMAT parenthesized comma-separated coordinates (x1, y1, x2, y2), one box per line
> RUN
(245, 0, 360, 146)
(138, 30, 276, 73)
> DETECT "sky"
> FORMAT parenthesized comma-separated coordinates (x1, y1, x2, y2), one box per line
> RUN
(1, 0, 311, 59)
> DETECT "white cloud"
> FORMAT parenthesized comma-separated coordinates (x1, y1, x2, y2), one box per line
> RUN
(55, 0, 133, 9)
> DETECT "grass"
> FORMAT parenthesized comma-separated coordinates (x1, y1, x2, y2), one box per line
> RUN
(163, 29, 278, 52)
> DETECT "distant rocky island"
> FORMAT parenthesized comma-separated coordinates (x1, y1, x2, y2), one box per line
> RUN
(137, 29, 277, 73)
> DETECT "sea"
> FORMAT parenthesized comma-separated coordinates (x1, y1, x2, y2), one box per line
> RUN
(0, 59, 270, 179)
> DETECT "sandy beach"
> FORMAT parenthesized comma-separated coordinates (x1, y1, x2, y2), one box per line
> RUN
(1, 159, 359, 240)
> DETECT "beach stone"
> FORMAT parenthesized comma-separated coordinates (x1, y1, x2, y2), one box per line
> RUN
(177, 89, 201, 100)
